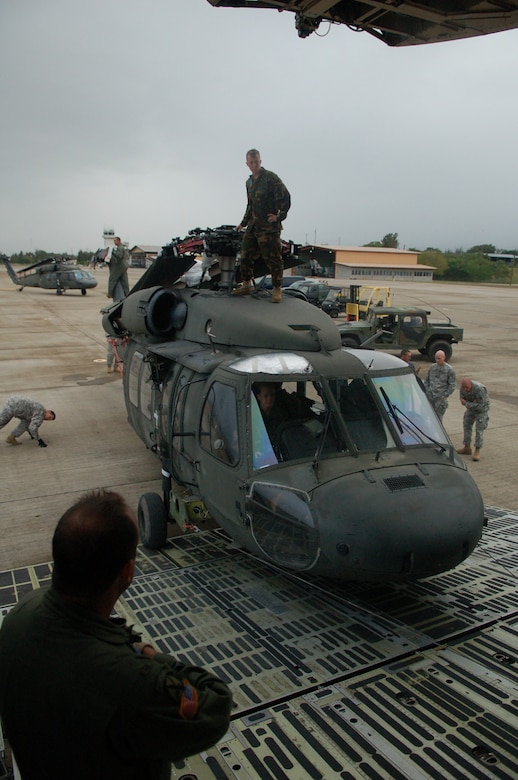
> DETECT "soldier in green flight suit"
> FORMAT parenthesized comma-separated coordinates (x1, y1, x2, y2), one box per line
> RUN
(0, 490, 233, 780)
(234, 149, 291, 303)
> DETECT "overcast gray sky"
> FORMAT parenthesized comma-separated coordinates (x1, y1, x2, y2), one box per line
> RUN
(1, 0, 517, 255)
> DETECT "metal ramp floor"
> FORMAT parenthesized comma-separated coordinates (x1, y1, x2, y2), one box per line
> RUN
(1, 506, 517, 779)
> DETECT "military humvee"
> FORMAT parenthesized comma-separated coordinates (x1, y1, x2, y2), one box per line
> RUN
(338, 306, 463, 361)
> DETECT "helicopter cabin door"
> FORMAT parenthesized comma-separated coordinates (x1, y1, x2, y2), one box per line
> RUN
(196, 375, 246, 527)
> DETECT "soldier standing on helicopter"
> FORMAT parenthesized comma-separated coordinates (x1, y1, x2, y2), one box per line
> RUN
(234, 149, 291, 303)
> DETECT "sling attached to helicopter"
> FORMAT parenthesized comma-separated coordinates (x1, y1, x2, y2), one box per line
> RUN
(102, 226, 484, 582)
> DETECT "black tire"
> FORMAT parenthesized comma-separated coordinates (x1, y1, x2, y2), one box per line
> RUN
(329, 308, 339, 319)
(427, 339, 452, 362)
(138, 492, 168, 549)
(341, 335, 360, 348)
(56, 288, 63, 295)
(81, 288, 87, 296)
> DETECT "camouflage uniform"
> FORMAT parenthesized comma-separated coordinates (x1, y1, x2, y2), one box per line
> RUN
(424, 362, 456, 420)
(240, 168, 291, 287)
(460, 380, 490, 448)
(0, 396, 46, 439)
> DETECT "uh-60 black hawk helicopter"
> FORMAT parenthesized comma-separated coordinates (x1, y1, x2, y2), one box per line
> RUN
(102, 225, 484, 583)
(2, 255, 98, 295)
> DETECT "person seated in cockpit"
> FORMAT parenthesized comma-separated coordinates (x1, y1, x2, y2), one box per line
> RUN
(254, 383, 280, 430)
(253, 382, 314, 456)
(255, 382, 313, 422)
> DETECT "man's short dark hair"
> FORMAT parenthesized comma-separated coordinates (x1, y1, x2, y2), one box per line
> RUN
(246, 148, 260, 158)
(52, 490, 138, 599)
(252, 381, 279, 397)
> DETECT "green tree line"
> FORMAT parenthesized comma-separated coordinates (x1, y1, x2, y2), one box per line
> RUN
(417, 247, 516, 283)
(363, 235, 517, 283)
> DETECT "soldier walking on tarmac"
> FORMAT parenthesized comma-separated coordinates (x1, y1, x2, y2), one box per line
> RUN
(424, 350, 456, 420)
(456, 377, 490, 462)
(233, 149, 291, 303)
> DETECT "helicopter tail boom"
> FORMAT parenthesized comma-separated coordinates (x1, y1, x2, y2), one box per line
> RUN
(2, 257, 21, 287)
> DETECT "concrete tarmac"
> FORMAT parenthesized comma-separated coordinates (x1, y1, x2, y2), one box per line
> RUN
(1, 265, 517, 571)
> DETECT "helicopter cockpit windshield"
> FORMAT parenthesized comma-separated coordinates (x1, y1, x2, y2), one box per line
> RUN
(370, 373, 447, 447)
(229, 353, 448, 469)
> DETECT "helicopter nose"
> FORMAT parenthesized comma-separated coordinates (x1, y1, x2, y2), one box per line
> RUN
(246, 463, 484, 582)
(312, 464, 485, 581)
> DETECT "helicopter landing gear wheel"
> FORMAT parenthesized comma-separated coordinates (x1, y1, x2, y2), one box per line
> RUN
(56, 288, 63, 295)
(81, 288, 87, 295)
(138, 492, 168, 549)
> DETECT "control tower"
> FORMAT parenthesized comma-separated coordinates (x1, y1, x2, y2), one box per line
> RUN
(103, 228, 116, 249)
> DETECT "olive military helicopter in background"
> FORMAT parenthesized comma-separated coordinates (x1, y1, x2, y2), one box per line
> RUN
(102, 225, 484, 583)
(207, 0, 518, 47)
(2, 255, 98, 295)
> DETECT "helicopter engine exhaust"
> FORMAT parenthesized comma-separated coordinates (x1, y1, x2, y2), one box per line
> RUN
(102, 286, 187, 339)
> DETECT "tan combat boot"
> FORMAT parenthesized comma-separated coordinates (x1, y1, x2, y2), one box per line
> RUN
(232, 281, 252, 296)
(272, 287, 282, 303)
(6, 434, 21, 445)
(456, 445, 472, 455)
(472, 448, 481, 461)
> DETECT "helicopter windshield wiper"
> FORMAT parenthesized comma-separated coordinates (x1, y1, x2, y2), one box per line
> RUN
(391, 403, 447, 452)
(379, 386, 404, 434)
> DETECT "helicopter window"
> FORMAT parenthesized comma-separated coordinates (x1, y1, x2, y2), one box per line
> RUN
(126, 350, 153, 420)
(160, 376, 174, 449)
(371, 374, 448, 447)
(171, 374, 188, 455)
(251, 393, 278, 469)
(252, 380, 340, 464)
(200, 382, 239, 466)
(128, 350, 145, 408)
(332, 379, 393, 451)
(140, 362, 153, 420)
